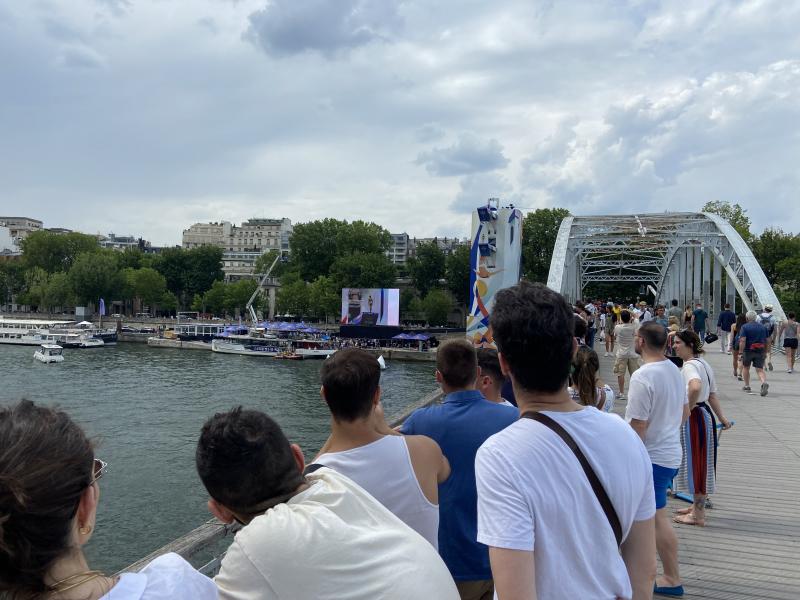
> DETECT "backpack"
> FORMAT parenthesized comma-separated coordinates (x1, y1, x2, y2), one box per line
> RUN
(759, 314, 775, 336)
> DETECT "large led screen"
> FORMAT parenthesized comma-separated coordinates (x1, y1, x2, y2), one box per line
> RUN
(340, 288, 400, 326)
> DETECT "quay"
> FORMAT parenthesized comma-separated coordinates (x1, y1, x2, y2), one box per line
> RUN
(124, 347, 799, 597)
(597, 348, 799, 599)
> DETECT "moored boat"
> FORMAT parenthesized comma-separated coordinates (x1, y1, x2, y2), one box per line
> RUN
(33, 344, 64, 364)
(211, 337, 289, 357)
(292, 338, 337, 359)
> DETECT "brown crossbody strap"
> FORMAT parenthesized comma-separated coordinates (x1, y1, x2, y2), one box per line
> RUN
(520, 411, 623, 547)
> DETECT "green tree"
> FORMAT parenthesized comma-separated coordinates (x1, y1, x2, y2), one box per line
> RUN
(521, 208, 571, 283)
(702, 200, 753, 243)
(0, 262, 26, 306)
(289, 219, 392, 282)
(21, 231, 99, 273)
(225, 279, 258, 317)
(68, 251, 122, 306)
(132, 268, 168, 309)
(203, 281, 228, 316)
(445, 244, 472, 306)
(337, 221, 392, 256)
(308, 275, 341, 321)
(776, 256, 800, 314)
(422, 289, 453, 325)
(751, 229, 800, 286)
(159, 291, 178, 315)
(20, 267, 50, 308)
(118, 247, 145, 270)
(254, 250, 282, 275)
(330, 252, 396, 289)
(151, 246, 223, 306)
(191, 293, 205, 313)
(276, 274, 309, 316)
(289, 219, 347, 281)
(43, 272, 73, 310)
(408, 241, 446, 296)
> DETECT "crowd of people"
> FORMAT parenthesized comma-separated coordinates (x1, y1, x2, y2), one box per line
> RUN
(0, 283, 787, 599)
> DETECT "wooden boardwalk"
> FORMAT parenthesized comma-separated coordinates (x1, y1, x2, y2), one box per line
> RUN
(597, 346, 800, 599)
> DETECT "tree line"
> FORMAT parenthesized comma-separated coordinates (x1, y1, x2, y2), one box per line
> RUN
(3, 203, 793, 322)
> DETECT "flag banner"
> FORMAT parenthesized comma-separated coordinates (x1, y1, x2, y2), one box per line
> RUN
(99, 298, 106, 316)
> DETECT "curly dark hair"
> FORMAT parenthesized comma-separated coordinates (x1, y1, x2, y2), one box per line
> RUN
(490, 281, 574, 393)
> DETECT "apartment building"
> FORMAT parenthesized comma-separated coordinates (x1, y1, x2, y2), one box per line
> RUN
(0, 217, 43, 246)
(182, 218, 292, 280)
(387, 233, 409, 266)
(408, 236, 468, 258)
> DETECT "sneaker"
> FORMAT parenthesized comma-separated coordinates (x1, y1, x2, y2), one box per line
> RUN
(789, 369, 794, 374)
(760, 382, 769, 397)
(737, 375, 743, 381)
(617, 393, 626, 400)
(768, 362, 773, 371)
(742, 386, 751, 392)
(727, 351, 732, 354)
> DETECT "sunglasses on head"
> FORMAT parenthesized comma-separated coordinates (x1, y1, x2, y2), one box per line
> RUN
(91, 458, 108, 484)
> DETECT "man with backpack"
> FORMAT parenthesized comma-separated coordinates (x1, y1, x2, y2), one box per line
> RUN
(759, 304, 777, 371)
(475, 282, 656, 599)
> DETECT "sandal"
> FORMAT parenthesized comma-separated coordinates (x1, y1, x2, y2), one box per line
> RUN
(673, 513, 705, 527)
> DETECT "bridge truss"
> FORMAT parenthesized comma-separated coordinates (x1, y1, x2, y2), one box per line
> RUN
(546, 212, 786, 322)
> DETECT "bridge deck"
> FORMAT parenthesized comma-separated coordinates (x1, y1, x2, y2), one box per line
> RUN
(598, 346, 799, 599)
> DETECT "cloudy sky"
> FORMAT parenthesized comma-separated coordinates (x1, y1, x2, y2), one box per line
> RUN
(1, 0, 798, 245)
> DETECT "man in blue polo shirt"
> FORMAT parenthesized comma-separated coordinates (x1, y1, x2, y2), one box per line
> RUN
(401, 339, 517, 600)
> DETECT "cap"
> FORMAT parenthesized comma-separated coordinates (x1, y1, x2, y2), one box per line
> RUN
(764, 304, 773, 311)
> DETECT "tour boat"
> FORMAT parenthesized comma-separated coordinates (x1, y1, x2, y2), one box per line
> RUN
(0, 318, 74, 346)
(292, 338, 337, 359)
(33, 344, 64, 364)
(211, 336, 289, 357)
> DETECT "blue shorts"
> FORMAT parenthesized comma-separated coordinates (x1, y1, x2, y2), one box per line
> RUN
(653, 464, 679, 509)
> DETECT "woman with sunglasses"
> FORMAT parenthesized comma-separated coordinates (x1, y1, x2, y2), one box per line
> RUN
(670, 331, 732, 527)
(0, 400, 217, 599)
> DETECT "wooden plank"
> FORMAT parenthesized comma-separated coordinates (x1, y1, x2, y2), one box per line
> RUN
(598, 348, 800, 599)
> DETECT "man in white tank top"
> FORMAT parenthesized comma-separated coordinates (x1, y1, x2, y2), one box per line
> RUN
(313, 347, 451, 548)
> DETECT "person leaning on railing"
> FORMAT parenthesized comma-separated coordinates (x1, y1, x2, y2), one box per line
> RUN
(0, 400, 217, 600)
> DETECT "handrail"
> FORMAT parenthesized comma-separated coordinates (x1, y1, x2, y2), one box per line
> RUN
(120, 388, 444, 574)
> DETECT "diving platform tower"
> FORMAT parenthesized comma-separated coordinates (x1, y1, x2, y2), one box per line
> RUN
(466, 199, 523, 347)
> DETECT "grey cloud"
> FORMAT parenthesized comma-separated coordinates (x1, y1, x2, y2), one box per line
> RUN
(450, 173, 515, 213)
(245, 0, 403, 58)
(520, 60, 800, 221)
(415, 123, 446, 143)
(416, 134, 510, 177)
(55, 44, 106, 69)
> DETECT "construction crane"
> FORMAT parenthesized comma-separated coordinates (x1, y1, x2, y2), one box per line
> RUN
(246, 252, 282, 327)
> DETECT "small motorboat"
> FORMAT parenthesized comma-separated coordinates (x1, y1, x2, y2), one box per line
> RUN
(274, 352, 303, 360)
(79, 336, 105, 348)
(377, 355, 387, 370)
(34, 344, 64, 364)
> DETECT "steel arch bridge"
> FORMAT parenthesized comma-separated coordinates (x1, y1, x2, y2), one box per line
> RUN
(546, 212, 786, 322)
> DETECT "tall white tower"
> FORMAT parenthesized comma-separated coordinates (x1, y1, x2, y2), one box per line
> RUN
(466, 199, 523, 347)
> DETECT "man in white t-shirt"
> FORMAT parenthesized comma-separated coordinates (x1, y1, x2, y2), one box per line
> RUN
(625, 321, 689, 597)
(196, 408, 459, 600)
(313, 347, 450, 549)
(475, 282, 656, 600)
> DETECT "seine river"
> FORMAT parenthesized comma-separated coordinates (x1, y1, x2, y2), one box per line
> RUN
(0, 342, 437, 573)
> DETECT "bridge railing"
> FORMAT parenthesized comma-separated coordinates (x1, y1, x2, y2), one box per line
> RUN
(120, 388, 444, 576)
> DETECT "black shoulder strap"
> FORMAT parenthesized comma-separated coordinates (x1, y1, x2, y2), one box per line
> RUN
(520, 412, 623, 547)
(303, 463, 325, 476)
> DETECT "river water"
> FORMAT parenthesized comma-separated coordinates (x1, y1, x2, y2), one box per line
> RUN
(0, 343, 437, 573)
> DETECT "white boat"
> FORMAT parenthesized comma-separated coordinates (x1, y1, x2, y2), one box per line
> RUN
(292, 339, 337, 359)
(377, 355, 387, 370)
(33, 344, 64, 364)
(211, 337, 288, 357)
(0, 318, 74, 346)
(79, 336, 105, 348)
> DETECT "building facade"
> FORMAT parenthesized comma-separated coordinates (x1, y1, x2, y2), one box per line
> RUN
(98, 233, 151, 251)
(182, 218, 292, 280)
(408, 236, 468, 258)
(0, 217, 43, 246)
(0, 226, 19, 256)
(387, 233, 409, 266)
